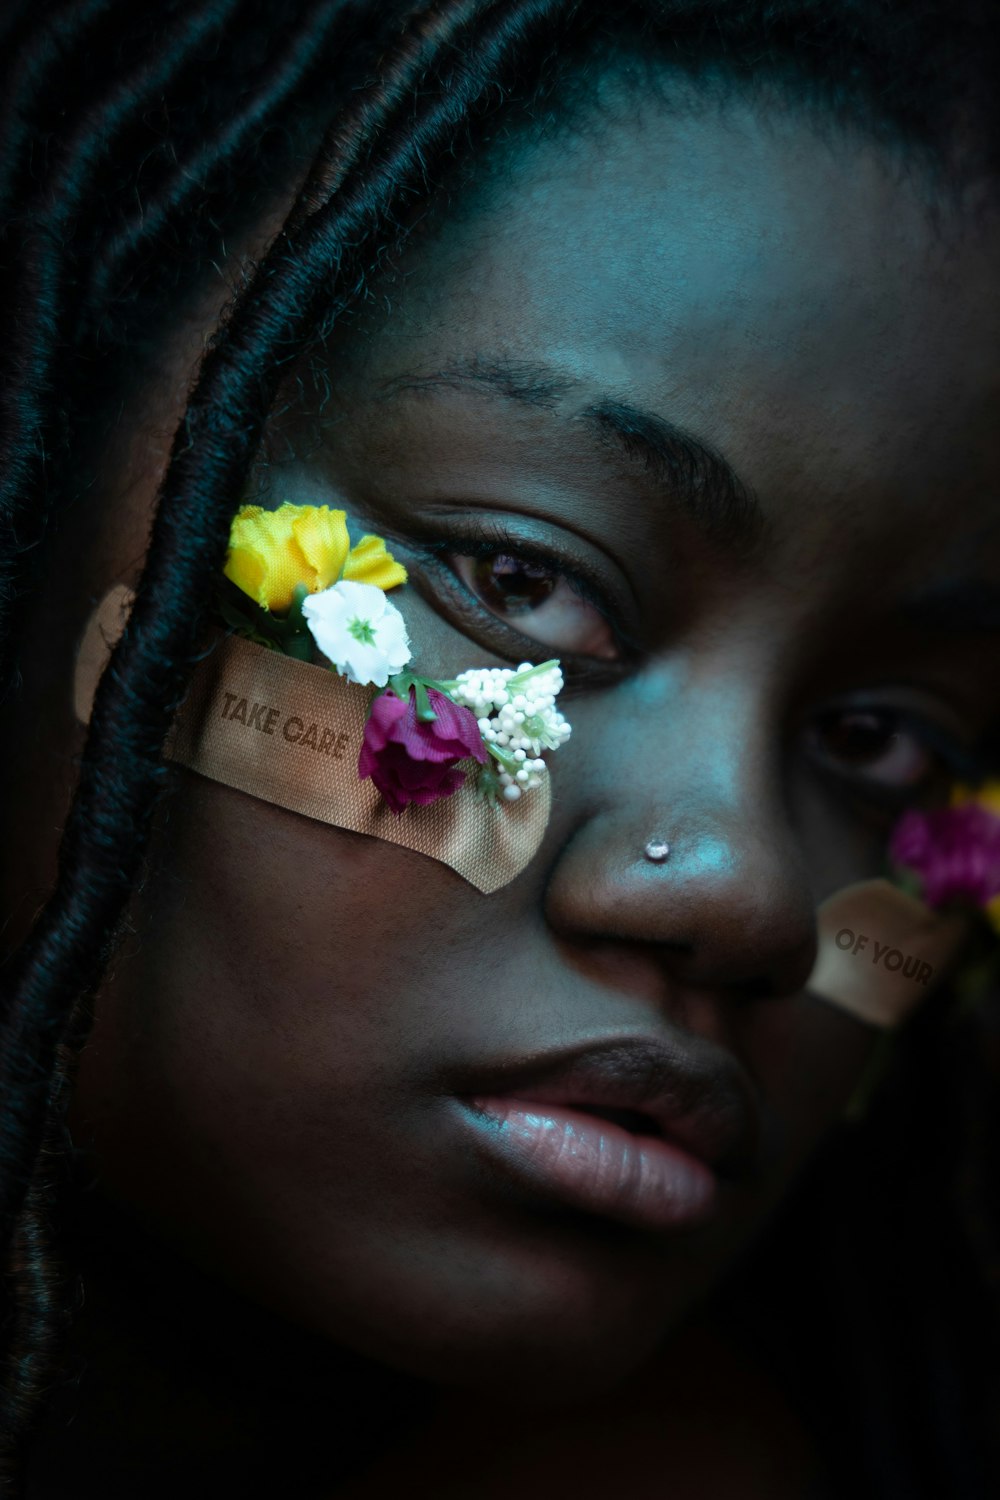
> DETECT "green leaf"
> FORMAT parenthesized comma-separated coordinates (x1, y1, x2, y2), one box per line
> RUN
(286, 582, 309, 632)
(217, 595, 280, 649)
(891, 867, 925, 901)
(473, 764, 503, 806)
(215, 577, 314, 661)
(387, 671, 455, 721)
(285, 632, 314, 662)
(413, 680, 437, 723)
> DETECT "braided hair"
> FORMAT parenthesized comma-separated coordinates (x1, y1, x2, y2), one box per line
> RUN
(1, 0, 998, 1492)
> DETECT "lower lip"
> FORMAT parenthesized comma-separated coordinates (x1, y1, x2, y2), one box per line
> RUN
(464, 1097, 719, 1233)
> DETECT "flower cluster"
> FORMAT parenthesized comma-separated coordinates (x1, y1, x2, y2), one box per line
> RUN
(219, 502, 572, 819)
(222, 502, 411, 688)
(445, 661, 572, 801)
(889, 781, 1000, 935)
(358, 657, 571, 815)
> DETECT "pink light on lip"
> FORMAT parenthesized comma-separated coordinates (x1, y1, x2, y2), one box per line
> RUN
(467, 1096, 718, 1233)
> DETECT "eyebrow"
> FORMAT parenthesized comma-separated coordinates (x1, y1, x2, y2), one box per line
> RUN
(379, 356, 764, 553)
(376, 357, 1000, 636)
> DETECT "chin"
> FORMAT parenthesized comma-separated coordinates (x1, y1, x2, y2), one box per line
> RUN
(291, 1213, 712, 1406)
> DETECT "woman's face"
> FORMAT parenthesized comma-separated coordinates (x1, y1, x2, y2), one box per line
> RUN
(71, 83, 1000, 1397)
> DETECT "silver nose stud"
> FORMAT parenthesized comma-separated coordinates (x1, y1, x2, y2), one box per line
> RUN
(643, 838, 671, 863)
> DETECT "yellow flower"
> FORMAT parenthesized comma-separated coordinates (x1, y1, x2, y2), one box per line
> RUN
(950, 779, 1000, 816)
(224, 503, 406, 612)
(341, 533, 408, 592)
(951, 781, 1000, 935)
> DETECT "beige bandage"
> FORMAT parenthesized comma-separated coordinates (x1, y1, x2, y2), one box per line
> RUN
(808, 877, 971, 1028)
(74, 586, 551, 895)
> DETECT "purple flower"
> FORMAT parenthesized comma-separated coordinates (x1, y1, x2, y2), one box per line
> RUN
(889, 802, 1000, 909)
(358, 687, 488, 816)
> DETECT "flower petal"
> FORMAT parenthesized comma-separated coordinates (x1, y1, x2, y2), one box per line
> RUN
(224, 504, 306, 611)
(328, 578, 388, 619)
(424, 690, 488, 762)
(224, 540, 269, 608)
(340, 640, 394, 688)
(342, 533, 408, 591)
(890, 800, 1000, 909)
(293, 506, 350, 590)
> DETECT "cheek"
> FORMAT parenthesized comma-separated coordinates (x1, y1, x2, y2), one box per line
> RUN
(83, 772, 493, 1089)
(71, 769, 529, 1226)
(70, 779, 488, 1319)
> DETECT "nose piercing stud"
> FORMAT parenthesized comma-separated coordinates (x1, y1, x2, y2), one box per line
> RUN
(643, 838, 671, 863)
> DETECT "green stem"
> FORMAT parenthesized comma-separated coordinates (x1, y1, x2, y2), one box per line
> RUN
(286, 582, 309, 632)
(286, 633, 313, 662)
(282, 582, 313, 660)
(487, 743, 519, 771)
(437, 660, 560, 696)
(508, 658, 559, 686)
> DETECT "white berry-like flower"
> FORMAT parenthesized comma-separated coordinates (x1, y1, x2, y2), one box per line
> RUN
(446, 660, 571, 796)
(302, 579, 411, 687)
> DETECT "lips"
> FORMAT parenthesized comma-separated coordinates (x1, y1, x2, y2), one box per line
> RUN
(452, 1034, 759, 1234)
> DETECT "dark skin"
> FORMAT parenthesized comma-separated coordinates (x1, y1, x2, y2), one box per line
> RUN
(11, 79, 1000, 1495)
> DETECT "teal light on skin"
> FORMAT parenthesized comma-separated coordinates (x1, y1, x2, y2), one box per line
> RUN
(635, 837, 738, 884)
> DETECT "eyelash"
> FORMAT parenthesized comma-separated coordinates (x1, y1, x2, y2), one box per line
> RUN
(408, 519, 634, 675)
(393, 516, 994, 809)
(427, 520, 609, 613)
(803, 706, 991, 810)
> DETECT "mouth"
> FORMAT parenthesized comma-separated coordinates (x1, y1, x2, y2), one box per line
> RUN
(451, 1034, 758, 1236)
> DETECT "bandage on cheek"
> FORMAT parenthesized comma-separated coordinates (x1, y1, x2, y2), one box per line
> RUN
(74, 586, 551, 895)
(807, 877, 972, 1028)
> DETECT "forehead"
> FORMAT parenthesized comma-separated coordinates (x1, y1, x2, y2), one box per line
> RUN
(337, 87, 1000, 580)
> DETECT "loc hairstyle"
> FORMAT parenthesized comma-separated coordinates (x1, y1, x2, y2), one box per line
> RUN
(1, 0, 999, 1491)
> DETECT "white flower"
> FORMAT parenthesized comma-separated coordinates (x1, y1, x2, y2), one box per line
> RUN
(448, 660, 571, 796)
(302, 580, 411, 688)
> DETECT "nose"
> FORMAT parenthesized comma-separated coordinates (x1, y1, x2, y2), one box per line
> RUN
(544, 668, 819, 1001)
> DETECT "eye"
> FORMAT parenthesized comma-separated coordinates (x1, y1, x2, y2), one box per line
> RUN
(448, 550, 618, 660)
(802, 706, 947, 795)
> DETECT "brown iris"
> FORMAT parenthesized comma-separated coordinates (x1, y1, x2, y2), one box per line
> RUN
(816, 709, 899, 765)
(471, 554, 557, 615)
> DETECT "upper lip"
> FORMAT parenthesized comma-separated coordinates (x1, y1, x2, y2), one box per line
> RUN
(452, 1032, 760, 1179)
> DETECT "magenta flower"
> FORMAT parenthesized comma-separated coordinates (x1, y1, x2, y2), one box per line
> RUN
(358, 687, 488, 815)
(889, 802, 1000, 910)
